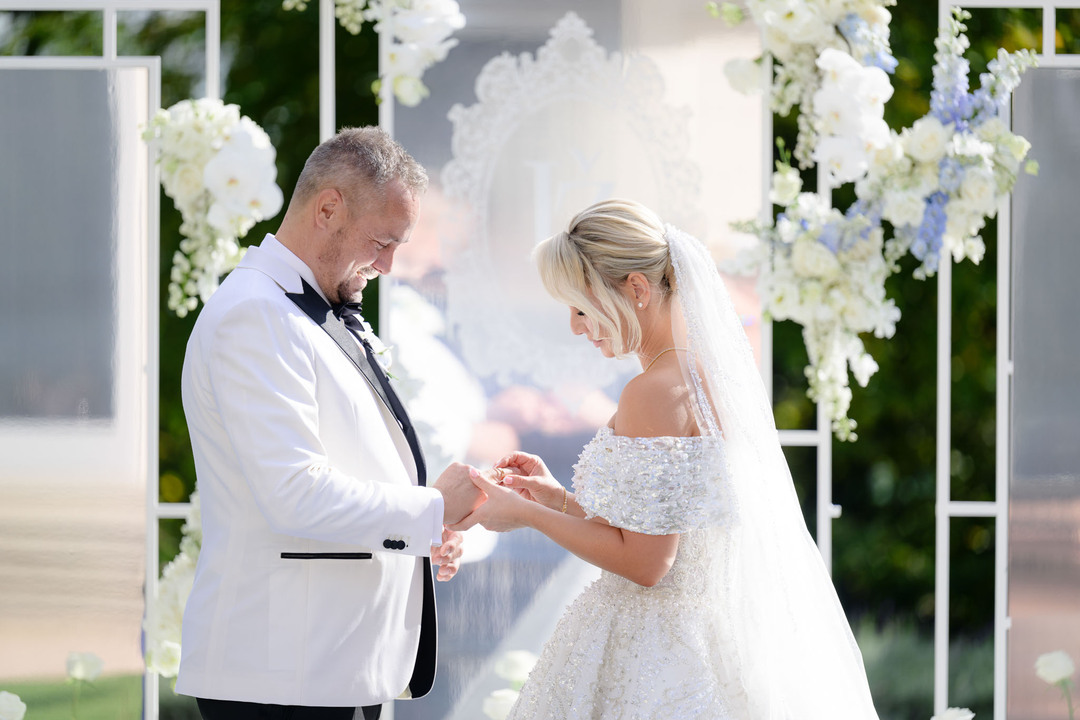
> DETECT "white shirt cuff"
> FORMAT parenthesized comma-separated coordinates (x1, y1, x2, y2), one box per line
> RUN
(429, 489, 445, 547)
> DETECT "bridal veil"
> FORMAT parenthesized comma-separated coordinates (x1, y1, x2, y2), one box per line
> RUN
(665, 224, 880, 719)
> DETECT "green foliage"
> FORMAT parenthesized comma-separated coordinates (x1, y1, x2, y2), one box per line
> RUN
(857, 619, 994, 720)
(0, 675, 200, 720)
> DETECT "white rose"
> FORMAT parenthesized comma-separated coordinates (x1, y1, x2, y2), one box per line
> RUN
(959, 167, 998, 216)
(770, 165, 802, 206)
(0, 692, 26, 720)
(482, 688, 520, 720)
(165, 162, 206, 206)
(493, 650, 538, 686)
(882, 189, 926, 228)
(1036, 650, 1076, 685)
(904, 116, 950, 164)
(975, 117, 1008, 144)
(932, 708, 975, 720)
(724, 58, 763, 95)
(67, 651, 104, 682)
(791, 238, 841, 279)
(951, 133, 994, 160)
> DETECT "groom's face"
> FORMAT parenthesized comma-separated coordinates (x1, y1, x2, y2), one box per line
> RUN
(321, 178, 419, 304)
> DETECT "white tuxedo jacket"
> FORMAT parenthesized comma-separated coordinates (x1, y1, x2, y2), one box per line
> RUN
(175, 235, 444, 707)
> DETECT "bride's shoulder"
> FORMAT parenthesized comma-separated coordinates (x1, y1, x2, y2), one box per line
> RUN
(614, 366, 697, 439)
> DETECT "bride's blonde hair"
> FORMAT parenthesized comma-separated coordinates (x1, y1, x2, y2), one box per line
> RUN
(534, 199, 673, 357)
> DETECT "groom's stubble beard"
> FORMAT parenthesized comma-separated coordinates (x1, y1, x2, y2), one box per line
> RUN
(337, 265, 379, 304)
(323, 224, 380, 304)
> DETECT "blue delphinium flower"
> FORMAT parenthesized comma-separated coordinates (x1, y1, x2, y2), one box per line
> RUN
(911, 191, 948, 269)
(938, 157, 965, 193)
(838, 13, 897, 73)
(818, 222, 842, 254)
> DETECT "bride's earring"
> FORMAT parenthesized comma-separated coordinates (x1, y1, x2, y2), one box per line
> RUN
(637, 302, 644, 309)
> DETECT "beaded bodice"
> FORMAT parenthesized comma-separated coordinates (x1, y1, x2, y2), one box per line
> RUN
(571, 427, 736, 593)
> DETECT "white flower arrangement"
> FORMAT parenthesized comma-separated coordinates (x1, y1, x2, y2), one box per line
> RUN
(855, 10, 1037, 278)
(0, 691, 26, 720)
(143, 98, 283, 317)
(733, 189, 899, 440)
(144, 493, 201, 678)
(283, 0, 465, 107)
(728, 7, 1036, 439)
(721, 0, 897, 168)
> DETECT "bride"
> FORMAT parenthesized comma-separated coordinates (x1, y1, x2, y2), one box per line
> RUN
(452, 199, 880, 719)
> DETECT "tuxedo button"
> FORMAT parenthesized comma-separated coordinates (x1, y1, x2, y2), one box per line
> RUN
(383, 539, 393, 549)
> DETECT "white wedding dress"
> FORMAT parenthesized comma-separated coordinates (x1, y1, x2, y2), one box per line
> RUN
(507, 427, 749, 720)
(506, 224, 879, 720)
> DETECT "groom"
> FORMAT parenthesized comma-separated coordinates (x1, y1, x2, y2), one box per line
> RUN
(175, 127, 484, 719)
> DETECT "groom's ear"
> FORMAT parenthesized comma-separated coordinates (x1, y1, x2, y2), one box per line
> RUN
(313, 188, 345, 230)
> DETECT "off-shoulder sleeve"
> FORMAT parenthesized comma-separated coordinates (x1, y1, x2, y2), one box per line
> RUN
(571, 430, 732, 535)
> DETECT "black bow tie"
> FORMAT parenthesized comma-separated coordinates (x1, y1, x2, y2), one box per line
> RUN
(332, 301, 364, 319)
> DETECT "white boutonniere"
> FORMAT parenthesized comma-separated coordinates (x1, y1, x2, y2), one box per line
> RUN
(354, 315, 394, 374)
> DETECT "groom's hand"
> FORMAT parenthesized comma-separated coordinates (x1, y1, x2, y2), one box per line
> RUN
(431, 527, 464, 581)
(433, 462, 487, 526)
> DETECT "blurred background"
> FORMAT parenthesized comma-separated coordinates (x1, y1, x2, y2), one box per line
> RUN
(1, 1, 1078, 718)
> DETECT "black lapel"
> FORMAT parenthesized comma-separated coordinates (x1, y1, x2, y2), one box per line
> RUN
(284, 279, 397, 420)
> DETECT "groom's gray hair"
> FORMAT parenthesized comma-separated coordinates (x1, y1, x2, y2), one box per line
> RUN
(292, 126, 428, 208)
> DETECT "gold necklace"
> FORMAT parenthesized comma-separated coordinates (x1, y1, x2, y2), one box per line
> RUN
(643, 347, 687, 373)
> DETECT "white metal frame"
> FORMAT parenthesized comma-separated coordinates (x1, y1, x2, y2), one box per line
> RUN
(933, 3, 1080, 717)
(0, 3, 219, 716)
(756, 60, 841, 571)
(0, 52, 160, 712)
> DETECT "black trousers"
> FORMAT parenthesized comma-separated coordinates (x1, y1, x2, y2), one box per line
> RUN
(196, 698, 382, 720)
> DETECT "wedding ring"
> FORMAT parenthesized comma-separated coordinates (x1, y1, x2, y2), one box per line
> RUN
(493, 467, 507, 484)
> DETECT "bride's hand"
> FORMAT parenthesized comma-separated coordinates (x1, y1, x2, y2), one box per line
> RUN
(495, 451, 564, 511)
(448, 468, 532, 533)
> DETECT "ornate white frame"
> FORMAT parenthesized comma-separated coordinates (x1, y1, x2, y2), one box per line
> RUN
(437, 11, 702, 391)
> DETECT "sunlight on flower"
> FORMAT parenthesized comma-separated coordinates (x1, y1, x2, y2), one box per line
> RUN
(482, 688, 520, 720)
(1036, 650, 1076, 685)
(0, 692, 26, 720)
(67, 651, 104, 682)
(493, 650, 539, 688)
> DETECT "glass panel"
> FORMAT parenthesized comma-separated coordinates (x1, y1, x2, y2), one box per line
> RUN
(0, 69, 116, 420)
(0, 65, 151, 707)
(387, 1, 762, 717)
(1009, 66, 1080, 718)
